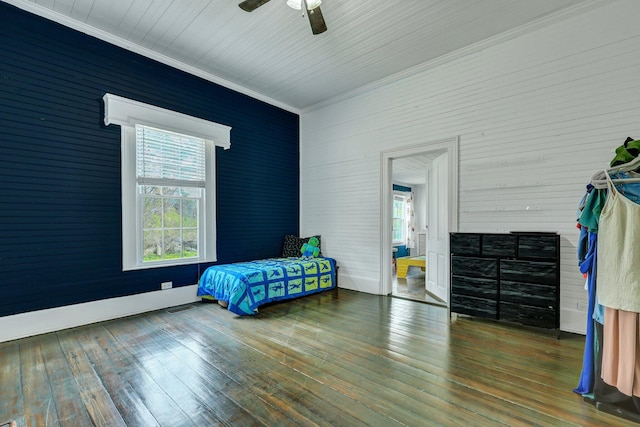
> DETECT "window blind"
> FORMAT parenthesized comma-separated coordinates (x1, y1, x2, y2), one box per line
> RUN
(136, 124, 206, 188)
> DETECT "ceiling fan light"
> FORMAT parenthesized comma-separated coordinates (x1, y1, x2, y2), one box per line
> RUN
(306, 0, 322, 10)
(287, 0, 302, 10)
(287, 0, 321, 10)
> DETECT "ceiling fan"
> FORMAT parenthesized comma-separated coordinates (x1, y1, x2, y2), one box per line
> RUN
(238, 0, 327, 35)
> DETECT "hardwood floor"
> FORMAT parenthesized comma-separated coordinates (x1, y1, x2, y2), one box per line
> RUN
(392, 269, 445, 306)
(0, 289, 630, 426)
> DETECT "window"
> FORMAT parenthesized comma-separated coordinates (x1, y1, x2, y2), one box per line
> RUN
(103, 93, 231, 270)
(137, 125, 205, 264)
(392, 193, 407, 245)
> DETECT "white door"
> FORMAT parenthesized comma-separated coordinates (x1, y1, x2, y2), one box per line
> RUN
(426, 152, 449, 302)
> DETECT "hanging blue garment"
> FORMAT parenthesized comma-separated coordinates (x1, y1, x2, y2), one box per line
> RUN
(576, 185, 592, 222)
(574, 231, 598, 395)
(577, 224, 589, 265)
(612, 171, 640, 204)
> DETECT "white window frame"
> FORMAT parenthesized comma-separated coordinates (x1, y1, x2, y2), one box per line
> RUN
(392, 191, 407, 246)
(103, 93, 231, 271)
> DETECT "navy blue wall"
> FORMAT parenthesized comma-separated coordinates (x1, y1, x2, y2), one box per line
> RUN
(0, 3, 300, 317)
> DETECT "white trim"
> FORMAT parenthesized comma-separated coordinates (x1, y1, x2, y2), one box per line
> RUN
(0, 285, 200, 343)
(336, 274, 380, 295)
(204, 139, 218, 265)
(561, 309, 587, 335)
(122, 126, 137, 270)
(380, 137, 459, 295)
(391, 192, 409, 246)
(108, 94, 222, 270)
(3, 0, 299, 114)
(103, 93, 231, 150)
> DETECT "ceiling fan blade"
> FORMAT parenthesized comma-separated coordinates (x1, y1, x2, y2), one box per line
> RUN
(238, 0, 271, 12)
(307, 5, 327, 35)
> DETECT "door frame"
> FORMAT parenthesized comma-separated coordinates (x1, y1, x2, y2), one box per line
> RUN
(380, 136, 459, 297)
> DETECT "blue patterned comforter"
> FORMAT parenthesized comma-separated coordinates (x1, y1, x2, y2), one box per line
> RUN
(197, 257, 337, 315)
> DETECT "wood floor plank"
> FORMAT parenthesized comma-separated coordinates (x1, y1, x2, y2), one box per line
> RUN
(143, 311, 315, 427)
(67, 326, 161, 427)
(38, 334, 94, 426)
(162, 305, 389, 426)
(250, 300, 552, 427)
(146, 310, 378, 427)
(86, 323, 200, 426)
(121, 318, 263, 427)
(182, 304, 475, 426)
(244, 306, 567, 426)
(19, 336, 60, 427)
(147, 312, 323, 427)
(0, 341, 24, 426)
(0, 289, 633, 426)
(256, 291, 629, 426)
(55, 330, 126, 427)
(103, 316, 246, 426)
(219, 301, 566, 426)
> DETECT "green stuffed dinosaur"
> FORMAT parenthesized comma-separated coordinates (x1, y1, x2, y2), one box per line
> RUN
(300, 237, 320, 259)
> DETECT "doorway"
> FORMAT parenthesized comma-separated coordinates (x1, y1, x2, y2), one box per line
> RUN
(380, 137, 459, 305)
(390, 156, 435, 304)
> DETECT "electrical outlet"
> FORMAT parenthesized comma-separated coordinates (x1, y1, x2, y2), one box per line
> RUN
(161, 281, 173, 290)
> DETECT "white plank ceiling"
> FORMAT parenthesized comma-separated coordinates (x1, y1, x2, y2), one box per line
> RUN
(6, 0, 592, 111)
(393, 154, 438, 185)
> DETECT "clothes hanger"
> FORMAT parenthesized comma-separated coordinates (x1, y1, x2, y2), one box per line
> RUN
(591, 156, 640, 189)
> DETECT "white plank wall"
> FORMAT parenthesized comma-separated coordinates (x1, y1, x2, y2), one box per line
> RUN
(299, 0, 640, 334)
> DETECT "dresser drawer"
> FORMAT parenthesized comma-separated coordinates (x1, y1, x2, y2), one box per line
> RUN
(517, 234, 558, 259)
(451, 275, 498, 299)
(452, 256, 497, 279)
(451, 294, 497, 319)
(451, 233, 481, 255)
(499, 259, 557, 286)
(499, 302, 557, 329)
(500, 280, 557, 309)
(482, 234, 516, 257)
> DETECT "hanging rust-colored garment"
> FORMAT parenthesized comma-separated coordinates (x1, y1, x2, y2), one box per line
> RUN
(602, 307, 640, 396)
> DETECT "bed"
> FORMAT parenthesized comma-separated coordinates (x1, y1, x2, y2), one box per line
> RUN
(197, 257, 337, 315)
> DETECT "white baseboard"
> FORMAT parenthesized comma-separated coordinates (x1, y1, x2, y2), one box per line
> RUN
(1, 281, 583, 342)
(560, 308, 587, 335)
(338, 273, 380, 295)
(0, 285, 200, 343)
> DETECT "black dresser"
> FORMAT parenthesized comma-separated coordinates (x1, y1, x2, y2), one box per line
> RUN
(450, 232, 560, 329)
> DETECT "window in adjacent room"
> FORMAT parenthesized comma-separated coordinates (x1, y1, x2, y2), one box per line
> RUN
(103, 93, 231, 271)
(392, 193, 407, 245)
